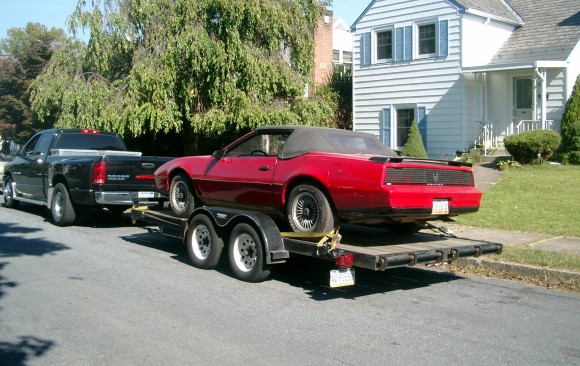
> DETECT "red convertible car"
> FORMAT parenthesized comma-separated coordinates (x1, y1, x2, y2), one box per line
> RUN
(154, 126, 481, 233)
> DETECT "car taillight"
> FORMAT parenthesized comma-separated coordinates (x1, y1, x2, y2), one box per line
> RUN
(93, 162, 106, 185)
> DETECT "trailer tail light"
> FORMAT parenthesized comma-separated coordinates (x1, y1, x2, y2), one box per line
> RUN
(81, 129, 100, 134)
(93, 162, 106, 185)
(336, 252, 354, 268)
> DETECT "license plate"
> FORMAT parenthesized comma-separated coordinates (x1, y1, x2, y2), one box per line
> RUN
(330, 268, 355, 288)
(432, 199, 449, 214)
(138, 191, 155, 198)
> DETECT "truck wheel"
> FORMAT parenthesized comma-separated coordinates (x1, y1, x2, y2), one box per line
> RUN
(186, 214, 223, 269)
(286, 184, 336, 233)
(51, 183, 77, 226)
(169, 173, 196, 218)
(3, 176, 20, 209)
(228, 223, 271, 282)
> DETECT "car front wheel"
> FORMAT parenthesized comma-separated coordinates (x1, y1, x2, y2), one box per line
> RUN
(169, 173, 196, 218)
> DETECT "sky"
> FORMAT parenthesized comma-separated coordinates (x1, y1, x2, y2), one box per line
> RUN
(0, 0, 371, 41)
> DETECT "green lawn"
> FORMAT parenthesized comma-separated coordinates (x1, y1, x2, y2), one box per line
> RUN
(455, 164, 580, 237)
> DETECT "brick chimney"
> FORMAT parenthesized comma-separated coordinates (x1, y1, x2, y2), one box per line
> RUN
(312, 10, 333, 93)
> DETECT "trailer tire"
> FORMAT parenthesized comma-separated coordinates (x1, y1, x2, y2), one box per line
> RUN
(3, 176, 20, 209)
(287, 184, 336, 233)
(186, 214, 223, 269)
(228, 223, 271, 282)
(169, 173, 196, 218)
(51, 183, 76, 226)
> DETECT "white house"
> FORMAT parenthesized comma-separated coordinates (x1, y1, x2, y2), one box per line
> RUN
(333, 17, 353, 68)
(351, 0, 580, 158)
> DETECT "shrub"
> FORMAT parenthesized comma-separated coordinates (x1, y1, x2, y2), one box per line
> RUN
(559, 75, 580, 164)
(401, 120, 428, 158)
(504, 130, 561, 164)
(459, 150, 481, 164)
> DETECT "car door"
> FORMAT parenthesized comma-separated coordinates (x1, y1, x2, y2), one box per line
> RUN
(9, 133, 42, 197)
(199, 132, 287, 212)
(26, 132, 54, 199)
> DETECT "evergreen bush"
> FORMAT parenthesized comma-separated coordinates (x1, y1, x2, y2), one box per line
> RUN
(559, 75, 580, 164)
(504, 130, 561, 164)
(401, 120, 428, 158)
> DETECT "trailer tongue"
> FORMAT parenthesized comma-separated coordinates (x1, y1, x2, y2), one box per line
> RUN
(131, 206, 502, 287)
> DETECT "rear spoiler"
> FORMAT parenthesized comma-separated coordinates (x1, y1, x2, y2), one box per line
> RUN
(369, 156, 473, 168)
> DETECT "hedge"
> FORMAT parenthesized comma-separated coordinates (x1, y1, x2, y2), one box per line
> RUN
(504, 130, 561, 164)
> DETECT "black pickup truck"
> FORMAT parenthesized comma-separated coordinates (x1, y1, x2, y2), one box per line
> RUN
(2, 129, 172, 226)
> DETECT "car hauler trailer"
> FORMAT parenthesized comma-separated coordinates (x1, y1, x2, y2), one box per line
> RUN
(131, 206, 502, 287)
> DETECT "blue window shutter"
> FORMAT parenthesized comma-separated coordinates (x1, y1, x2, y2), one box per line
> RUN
(404, 26, 412, 61)
(438, 20, 449, 57)
(362, 32, 371, 66)
(417, 106, 427, 148)
(382, 107, 392, 147)
(395, 27, 404, 62)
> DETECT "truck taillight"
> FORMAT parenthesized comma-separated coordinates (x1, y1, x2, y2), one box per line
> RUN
(93, 162, 106, 185)
(81, 129, 100, 134)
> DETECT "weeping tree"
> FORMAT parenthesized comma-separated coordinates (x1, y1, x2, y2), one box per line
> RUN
(30, 0, 333, 155)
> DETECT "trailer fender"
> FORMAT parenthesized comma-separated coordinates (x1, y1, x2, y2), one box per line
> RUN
(194, 207, 290, 264)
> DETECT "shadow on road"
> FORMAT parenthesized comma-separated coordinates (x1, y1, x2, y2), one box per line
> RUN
(0, 222, 70, 258)
(0, 336, 55, 366)
(121, 228, 463, 300)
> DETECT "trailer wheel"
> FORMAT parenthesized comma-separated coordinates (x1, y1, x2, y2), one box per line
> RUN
(3, 176, 20, 209)
(169, 173, 196, 218)
(287, 184, 336, 233)
(228, 223, 271, 282)
(185, 214, 223, 269)
(51, 183, 76, 226)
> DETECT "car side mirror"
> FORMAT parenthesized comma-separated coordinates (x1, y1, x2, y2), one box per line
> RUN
(212, 149, 226, 160)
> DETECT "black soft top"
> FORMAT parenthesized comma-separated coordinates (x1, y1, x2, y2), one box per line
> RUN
(255, 125, 398, 159)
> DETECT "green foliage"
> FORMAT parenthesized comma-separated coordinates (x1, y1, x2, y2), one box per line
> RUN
(30, 0, 331, 155)
(504, 130, 561, 164)
(0, 23, 67, 141)
(496, 159, 520, 171)
(319, 65, 352, 130)
(401, 120, 428, 158)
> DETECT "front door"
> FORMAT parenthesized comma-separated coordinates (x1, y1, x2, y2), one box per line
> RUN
(514, 77, 533, 132)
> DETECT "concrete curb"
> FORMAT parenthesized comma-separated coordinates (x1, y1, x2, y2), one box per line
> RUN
(455, 257, 580, 285)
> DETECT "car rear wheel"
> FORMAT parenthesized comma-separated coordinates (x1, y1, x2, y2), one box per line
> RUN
(3, 176, 20, 209)
(169, 173, 196, 218)
(51, 183, 77, 226)
(186, 214, 223, 269)
(286, 184, 337, 233)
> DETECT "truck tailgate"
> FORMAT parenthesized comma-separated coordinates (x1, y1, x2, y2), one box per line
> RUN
(101, 155, 173, 191)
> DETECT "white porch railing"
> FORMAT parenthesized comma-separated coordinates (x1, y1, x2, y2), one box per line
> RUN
(516, 120, 554, 134)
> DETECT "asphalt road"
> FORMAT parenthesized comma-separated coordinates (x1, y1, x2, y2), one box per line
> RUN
(1, 202, 579, 366)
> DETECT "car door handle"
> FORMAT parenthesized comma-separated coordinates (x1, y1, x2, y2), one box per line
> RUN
(259, 166, 271, 171)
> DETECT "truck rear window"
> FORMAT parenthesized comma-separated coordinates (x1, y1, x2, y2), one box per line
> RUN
(54, 133, 126, 151)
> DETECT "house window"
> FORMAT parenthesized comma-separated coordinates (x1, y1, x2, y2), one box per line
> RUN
(333, 50, 340, 63)
(396, 108, 415, 148)
(376, 29, 392, 61)
(418, 23, 436, 56)
(343, 51, 352, 64)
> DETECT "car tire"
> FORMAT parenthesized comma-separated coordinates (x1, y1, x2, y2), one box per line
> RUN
(169, 173, 196, 218)
(3, 176, 20, 209)
(228, 223, 271, 282)
(286, 184, 337, 233)
(51, 183, 77, 226)
(186, 214, 223, 269)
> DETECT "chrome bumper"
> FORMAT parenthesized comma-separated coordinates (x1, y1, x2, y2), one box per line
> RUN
(94, 191, 166, 206)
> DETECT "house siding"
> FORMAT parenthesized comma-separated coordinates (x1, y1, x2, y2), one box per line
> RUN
(461, 13, 515, 68)
(352, 0, 467, 158)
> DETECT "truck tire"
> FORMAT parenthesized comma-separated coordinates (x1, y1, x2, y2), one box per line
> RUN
(228, 223, 271, 282)
(286, 184, 337, 233)
(3, 176, 20, 209)
(51, 183, 77, 226)
(186, 214, 223, 269)
(169, 173, 196, 218)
